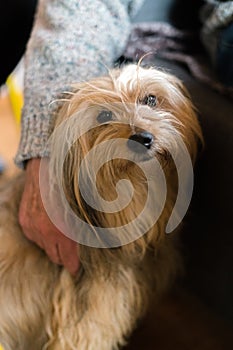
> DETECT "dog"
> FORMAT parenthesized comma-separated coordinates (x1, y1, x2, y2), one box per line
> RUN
(0, 64, 202, 350)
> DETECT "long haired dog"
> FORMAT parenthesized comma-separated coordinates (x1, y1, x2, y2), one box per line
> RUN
(0, 65, 202, 350)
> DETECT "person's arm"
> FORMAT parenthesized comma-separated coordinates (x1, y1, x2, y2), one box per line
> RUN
(15, 0, 144, 166)
(17, 0, 144, 274)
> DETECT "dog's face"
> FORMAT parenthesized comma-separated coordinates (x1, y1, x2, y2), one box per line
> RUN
(48, 65, 202, 251)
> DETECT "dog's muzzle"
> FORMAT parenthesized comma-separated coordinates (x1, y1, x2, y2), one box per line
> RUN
(127, 131, 154, 154)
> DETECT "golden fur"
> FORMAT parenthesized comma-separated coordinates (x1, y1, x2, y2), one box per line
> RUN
(0, 65, 202, 350)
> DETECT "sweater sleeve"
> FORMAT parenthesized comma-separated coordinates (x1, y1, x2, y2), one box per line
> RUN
(15, 0, 144, 167)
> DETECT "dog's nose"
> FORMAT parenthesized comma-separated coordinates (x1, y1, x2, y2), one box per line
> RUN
(127, 132, 154, 153)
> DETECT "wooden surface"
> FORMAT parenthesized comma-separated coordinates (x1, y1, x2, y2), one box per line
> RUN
(0, 94, 233, 349)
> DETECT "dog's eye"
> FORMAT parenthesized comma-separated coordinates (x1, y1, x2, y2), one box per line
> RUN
(142, 95, 157, 108)
(97, 110, 113, 123)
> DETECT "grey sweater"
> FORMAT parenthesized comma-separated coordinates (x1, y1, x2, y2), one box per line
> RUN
(15, 0, 144, 167)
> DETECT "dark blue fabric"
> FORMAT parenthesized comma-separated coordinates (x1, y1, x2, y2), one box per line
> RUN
(217, 22, 233, 87)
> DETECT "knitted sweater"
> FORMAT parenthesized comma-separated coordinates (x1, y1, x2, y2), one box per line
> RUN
(15, 0, 144, 167)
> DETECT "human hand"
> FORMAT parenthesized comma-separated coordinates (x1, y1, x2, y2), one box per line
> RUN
(19, 158, 80, 275)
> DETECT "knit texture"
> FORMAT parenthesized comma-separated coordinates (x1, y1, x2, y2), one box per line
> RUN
(15, 0, 144, 167)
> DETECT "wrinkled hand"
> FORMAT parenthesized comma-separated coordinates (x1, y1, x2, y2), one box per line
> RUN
(19, 158, 79, 275)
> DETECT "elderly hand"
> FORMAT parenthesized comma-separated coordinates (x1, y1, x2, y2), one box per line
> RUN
(19, 158, 80, 275)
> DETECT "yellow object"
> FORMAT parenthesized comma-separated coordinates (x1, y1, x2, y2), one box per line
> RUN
(6, 73, 23, 125)
(0, 344, 4, 350)
(5, 59, 24, 125)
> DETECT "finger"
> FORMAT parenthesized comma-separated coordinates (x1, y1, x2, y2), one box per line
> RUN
(38, 218, 64, 264)
(24, 230, 45, 250)
(43, 236, 63, 266)
(57, 238, 80, 276)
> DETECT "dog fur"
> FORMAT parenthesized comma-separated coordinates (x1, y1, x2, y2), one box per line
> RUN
(0, 65, 202, 350)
